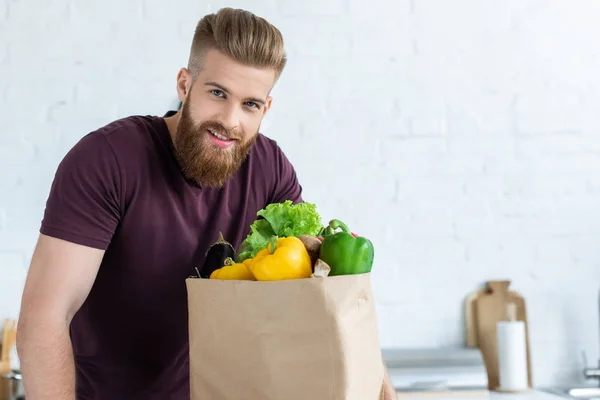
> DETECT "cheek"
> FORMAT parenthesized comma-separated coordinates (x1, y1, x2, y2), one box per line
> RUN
(187, 95, 212, 121)
(241, 112, 263, 134)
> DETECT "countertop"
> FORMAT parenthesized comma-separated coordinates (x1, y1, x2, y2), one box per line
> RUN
(398, 389, 567, 400)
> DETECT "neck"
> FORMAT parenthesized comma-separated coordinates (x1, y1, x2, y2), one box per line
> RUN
(163, 111, 181, 143)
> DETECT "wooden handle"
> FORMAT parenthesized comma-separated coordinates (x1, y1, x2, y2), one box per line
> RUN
(486, 281, 510, 294)
(506, 303, 517, 321)
(1, 319, 17, 366)
(1, 319, 9, 361)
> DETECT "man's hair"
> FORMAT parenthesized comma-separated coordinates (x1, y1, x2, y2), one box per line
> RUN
(187, 8, 287, 81)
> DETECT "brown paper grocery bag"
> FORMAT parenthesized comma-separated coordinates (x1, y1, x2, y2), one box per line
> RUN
(186, 273, 385, 400)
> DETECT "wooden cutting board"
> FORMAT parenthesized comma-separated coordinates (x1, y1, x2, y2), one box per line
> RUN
(0, 343, 7, 400)
(464, 280, 533, 390)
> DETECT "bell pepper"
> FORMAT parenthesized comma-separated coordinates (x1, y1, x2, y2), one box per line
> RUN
(250, 236, 313, 281)
(210, 257, 255, 280)
(319, 219, 374, 276)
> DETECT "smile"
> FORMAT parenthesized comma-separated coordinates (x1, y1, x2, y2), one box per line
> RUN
(208, 130, 233, 141)
(207, 129, 236, 149)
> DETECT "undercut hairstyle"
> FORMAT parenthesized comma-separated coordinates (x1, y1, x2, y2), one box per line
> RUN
(187, 8, 287, 82)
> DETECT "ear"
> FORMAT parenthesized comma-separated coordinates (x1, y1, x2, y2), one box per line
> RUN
(262, 96, 273, 117)
(176, 68, 193, 103)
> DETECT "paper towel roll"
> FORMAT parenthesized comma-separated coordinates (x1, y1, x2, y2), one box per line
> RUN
(496, 320, 528, 391)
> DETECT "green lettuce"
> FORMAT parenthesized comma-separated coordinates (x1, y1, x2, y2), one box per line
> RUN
(237, 200, 323, 261)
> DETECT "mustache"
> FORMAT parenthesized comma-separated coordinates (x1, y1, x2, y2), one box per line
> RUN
(200, 120, 239, 140)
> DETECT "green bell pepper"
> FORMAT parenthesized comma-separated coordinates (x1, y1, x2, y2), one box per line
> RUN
(318, 219, 375, 276)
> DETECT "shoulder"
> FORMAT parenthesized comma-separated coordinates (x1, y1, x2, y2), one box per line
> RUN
(249, 133, 294, 167)
(247, 133, 297, 180)
(64, 114, 170, 176)
(40, 117, 159, 249)
(246, 133, 303, 204)
(54, 114, 169, 197)
(249, 133, 283, 155)
(91, 114, 163, 153)
(65, 115, 159, 155)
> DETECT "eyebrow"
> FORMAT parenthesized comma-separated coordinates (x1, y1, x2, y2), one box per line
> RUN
(204, 81, 266, 106)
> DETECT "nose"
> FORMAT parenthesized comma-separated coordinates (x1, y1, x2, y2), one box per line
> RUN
(219, 102, 240, 134)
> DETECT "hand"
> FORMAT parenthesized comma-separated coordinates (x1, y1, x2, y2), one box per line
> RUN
(383, 367, 398, 400)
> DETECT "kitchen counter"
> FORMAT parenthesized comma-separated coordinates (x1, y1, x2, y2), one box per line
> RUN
(383, 348, 590, 400)
(398, 389, 567, 400)
(484, 390, 566, 400)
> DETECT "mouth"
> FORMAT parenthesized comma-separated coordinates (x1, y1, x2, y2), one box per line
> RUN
(207, 129, 236, 148)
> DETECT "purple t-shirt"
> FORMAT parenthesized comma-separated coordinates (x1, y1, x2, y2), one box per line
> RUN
(39, 112, 303, 399)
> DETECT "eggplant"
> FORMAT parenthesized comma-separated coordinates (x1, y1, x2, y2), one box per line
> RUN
(198, 232, 236, 278)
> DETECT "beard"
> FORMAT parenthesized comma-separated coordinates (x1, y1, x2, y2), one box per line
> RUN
(173, 100, 258, 188)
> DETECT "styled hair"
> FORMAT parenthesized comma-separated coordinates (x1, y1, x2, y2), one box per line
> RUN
(187, 8, 287, 81)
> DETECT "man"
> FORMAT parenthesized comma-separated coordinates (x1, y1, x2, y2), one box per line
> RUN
(16, 7, 397, 400)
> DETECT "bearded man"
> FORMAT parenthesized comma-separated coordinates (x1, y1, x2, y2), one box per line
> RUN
(15, 7, 398, 400)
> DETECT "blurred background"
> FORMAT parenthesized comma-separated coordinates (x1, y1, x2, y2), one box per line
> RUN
(1, 0, 599, 388)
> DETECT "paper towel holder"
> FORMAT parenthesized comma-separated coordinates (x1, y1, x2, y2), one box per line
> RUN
(495, 302, 532, 393)
(466, 280, 534, 391)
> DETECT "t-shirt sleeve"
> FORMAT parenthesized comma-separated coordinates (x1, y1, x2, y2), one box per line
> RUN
(40, 133, 122, 250)
(269, 144, 303, 204)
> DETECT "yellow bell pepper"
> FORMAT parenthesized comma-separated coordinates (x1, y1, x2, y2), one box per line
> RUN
(210, 258, 255, 280)
(250, 236, 313, 281)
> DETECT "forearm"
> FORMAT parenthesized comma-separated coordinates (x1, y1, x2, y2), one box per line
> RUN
(383, 367, 398, 400)
(17, 316, 76, 400)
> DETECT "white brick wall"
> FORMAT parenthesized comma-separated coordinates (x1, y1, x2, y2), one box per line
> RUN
(1, 0, 600, 387)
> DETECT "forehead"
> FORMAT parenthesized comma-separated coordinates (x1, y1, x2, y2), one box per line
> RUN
(197, 48, 276, 98)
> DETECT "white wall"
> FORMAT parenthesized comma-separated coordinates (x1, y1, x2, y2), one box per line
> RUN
(1, 0, 599, 387)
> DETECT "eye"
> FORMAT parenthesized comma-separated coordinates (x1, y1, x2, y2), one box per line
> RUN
(245, 101, 258, 109)
(211, 89, 225, 98)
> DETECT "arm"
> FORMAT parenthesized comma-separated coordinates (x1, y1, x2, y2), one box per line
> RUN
(17, 234, 104, 400)
(383, 367, 398, 400)
(16, 132, 122, 399)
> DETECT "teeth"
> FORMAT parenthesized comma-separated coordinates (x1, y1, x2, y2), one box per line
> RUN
(209, 130, 231, 141)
